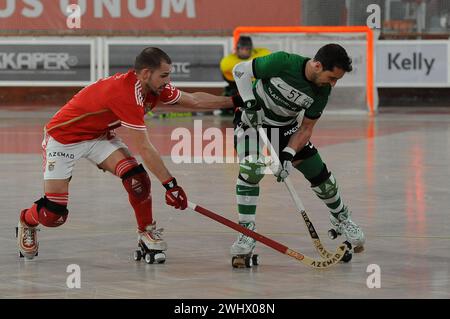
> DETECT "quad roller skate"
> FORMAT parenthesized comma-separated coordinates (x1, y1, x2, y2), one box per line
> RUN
(133, 222, 167, 264)
(16, 213, 39, 260)
(230, 221, 259, 268)
(328, 207, 365, 258)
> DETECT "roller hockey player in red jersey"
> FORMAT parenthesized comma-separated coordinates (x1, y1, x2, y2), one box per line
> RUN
(230, 44, 365, 266)
(17, 47, 234, 263)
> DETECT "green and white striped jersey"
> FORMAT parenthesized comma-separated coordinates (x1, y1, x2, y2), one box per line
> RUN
(252, 51, 331, 126)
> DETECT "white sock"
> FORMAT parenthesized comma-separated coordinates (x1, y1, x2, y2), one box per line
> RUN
(239, 214, 256, 223)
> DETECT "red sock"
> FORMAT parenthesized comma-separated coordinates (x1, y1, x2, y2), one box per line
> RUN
(45, 193, 68, 206)
(128, 184, 153, 232)
(116, 158, 153, 232)
(115, 157, 139, 177)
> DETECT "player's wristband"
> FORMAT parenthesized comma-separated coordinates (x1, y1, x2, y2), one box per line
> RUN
(162, 177, 178, 190)
(281, 147, 296, 161)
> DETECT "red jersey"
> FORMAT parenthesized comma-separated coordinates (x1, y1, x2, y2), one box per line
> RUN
(45, 70, 181, 144)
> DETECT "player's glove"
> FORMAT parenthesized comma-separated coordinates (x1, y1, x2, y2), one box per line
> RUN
(274, 147, 296, 182)
(163, 177, 187, 210)
(240, 99, 264, 128)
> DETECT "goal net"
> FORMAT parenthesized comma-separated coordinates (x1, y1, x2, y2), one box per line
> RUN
(233, 26, 376, 115)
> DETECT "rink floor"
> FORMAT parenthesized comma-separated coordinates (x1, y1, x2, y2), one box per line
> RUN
(0, 106, 449, 298)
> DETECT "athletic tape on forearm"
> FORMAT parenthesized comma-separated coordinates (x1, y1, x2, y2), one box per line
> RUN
(232, 61, 255, 104)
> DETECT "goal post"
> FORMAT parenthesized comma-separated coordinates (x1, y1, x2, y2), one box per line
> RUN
(233, 26, 376, 115)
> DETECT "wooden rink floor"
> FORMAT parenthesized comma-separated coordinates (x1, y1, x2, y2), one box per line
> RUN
(0, 107, 449, 299)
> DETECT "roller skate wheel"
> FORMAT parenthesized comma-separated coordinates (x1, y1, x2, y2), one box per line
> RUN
(343, 240, 353, 250)
(231, 256, 246, 268)
(341, 241, 353, 263)
(251, 254, 259, 266)
(133, 250, 142, 261)
(15, 227, 18, 238)
(341, 251, 352, 263)
(24, 254, 35, 260)
(35, 251, 38, 257)
(154, 252, 166, 264)
(328, 229, 338, 240)
(19, 251, 24, 258)
(353, 245, 365, 254)
(244, 256, 252, 268)
(144, 253, 154, 264)
(231, 256, 239, 268)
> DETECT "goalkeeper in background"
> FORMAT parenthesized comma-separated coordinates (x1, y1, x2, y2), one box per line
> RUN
(230, 44, 365, 259)
(217, 36, 271, 116)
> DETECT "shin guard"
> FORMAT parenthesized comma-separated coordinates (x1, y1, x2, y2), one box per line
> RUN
(117, 158, 153, 232)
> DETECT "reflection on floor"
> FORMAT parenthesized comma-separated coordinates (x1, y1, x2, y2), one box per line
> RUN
(1, 108, 449, 298)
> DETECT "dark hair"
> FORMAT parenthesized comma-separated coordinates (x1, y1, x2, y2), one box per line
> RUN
(237, 36, 253, 49)
(134, 47, 172, 71)
(313, 43, 352, 72)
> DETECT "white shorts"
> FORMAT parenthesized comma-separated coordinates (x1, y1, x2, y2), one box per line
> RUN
(42, 133, 128, 180)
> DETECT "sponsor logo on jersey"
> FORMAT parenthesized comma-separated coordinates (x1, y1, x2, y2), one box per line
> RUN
(270, 78, 314, 109)
(275, 83, 291, 92)
(267, 86, 290, 108)
(48, 152, 75, 159)
(283, 123, 300, 137)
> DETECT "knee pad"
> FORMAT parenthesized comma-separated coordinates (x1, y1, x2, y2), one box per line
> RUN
(295, 152, 329, 182)
(34, 197, 68, 227)
(311, 170, 339, 202)
(293, 141, 318, 161)
(121, 164, 151, 202)
(308, 164, 332, 187)
(238, 156, 266, 185)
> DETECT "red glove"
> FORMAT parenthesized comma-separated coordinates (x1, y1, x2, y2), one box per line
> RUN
(162, 177, 187, 210)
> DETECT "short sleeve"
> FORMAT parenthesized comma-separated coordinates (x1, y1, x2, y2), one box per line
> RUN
(304, 87, 331, 120)
(253, 51, 290, 79)
(160, 83, 181, 104)
(110, 81, 147, 130)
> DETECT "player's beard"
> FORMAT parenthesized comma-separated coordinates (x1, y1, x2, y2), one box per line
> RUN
(148, 85, 158, 95)
(310, 72, 321, 86)
(311, 72, 327, 87)
(145, 81, 165, 96)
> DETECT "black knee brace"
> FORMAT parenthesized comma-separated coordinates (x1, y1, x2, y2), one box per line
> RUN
(307, 164, 331, 187)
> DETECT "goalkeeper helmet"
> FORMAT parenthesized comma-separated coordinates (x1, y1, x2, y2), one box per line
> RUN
(237, 36, 253, 50)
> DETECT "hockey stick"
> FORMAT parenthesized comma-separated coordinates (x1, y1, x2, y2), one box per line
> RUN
(187, 201, 345, 269)
(257, 126, 345, 259)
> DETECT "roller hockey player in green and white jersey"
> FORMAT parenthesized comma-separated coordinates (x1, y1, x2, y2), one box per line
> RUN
(230, 44, 365, 263)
